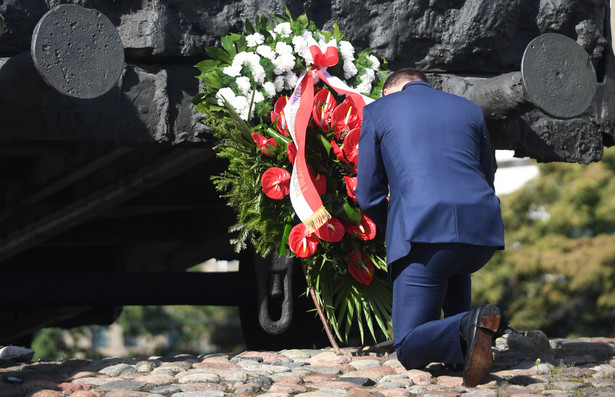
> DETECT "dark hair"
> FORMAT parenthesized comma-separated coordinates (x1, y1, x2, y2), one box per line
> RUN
(383, 68, 428, 91)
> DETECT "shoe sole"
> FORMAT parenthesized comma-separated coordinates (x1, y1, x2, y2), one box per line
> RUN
(463, 305, 501, 387)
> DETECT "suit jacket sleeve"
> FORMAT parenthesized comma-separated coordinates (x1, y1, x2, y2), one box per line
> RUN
(356, 106, 389, 230)
(479, 121, 496, 191)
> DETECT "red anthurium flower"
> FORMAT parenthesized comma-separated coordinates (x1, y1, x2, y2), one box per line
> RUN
(332, 98, 360, 139)
(270, 96, 290, 136)
(342, 127, 360, 164)
(344, 176, 358, 202)
(315, 216, 345, 242)
(289, 223, 319, 258)
(261, 167, 291, 200)
(287, 142, 297, 164)
(251, 132, 276, 157)
(312, 89, 336, 131)
(330, 139, 348, 163)
(347, 251, 374, 285)
(308, 168, 327, 195)
(344, 212, 377, 240)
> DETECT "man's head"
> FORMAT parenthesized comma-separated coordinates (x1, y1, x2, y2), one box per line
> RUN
(382, 68, 428, 96)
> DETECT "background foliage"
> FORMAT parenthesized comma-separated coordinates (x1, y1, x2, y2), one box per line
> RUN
(31, 306, 243, 361)
(473, 146, 615, 338)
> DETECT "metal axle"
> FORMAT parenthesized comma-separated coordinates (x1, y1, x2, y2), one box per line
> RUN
(0, 5, 124, 112)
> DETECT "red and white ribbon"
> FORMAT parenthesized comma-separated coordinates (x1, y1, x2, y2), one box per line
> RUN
(284, 37, 374, 233)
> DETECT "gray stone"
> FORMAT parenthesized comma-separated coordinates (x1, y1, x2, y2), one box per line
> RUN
(222, 371, 247, 382)
(0, 346, 34, 363)
(171, 392, 225, 397)
(304, 365, 343, 375)
(177, 373, 220, 384)
(349, 359, 381, 370)
(338, 377, 375, 386)
(375, 381, 406, 389)
(496, 330, 552, 356)
(408, 385, 428, 394)
(136, 360, 162, 373)
(99, 363, 138, 377)
(249, 375, 274, 389)
(96, 379, 150, 392)
(150, 384, 182, 395)
(586, 377, 615, 388)
(230, 356, 263, 365)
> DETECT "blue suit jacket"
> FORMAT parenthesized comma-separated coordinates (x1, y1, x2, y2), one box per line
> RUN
(356, 81, 505, 266)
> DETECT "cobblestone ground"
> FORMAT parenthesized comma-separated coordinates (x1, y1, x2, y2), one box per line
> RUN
(0, 333, 614, 397)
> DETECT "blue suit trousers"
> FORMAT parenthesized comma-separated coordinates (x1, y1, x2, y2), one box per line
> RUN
(391, 243, 496, 369)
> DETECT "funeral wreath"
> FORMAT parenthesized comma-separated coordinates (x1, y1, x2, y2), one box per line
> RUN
(193, 10, 392, 344)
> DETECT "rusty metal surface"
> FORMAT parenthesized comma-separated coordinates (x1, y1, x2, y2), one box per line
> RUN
(30, 4, 124, 99)
(521, 33, 596, 119)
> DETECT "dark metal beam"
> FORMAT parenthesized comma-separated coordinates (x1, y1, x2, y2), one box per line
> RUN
(0, 148, 214, 263)
(0, 272, 255, 307)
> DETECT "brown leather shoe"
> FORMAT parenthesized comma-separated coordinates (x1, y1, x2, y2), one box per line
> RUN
(462, 304, 501, 387)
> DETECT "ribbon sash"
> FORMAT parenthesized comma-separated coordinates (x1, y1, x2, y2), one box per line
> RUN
(284, 38, 374, 233)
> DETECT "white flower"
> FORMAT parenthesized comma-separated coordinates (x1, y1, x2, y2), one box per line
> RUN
(275, 41, 293, 55)
(274, 75, 285, 92)
(273, 52, 296, 75)
(226, 52, 266, 84)
(356, 81, 372, 94)
(273, 22, 292, 38)
(343, 58, 358, 79)
(298, 48, 313, 65)
(263, 81, 277, 98)
(252, 90, 265, 104)
(292, 34, 313, 65)
(251, 64, 267, 84)
(292, 35, 308, 53)
(215, 87, 236, 107)
(236, 76, 251, 96)
(231, 95, 250, 120)
(339, 40, 355, 61)
(362, 68, 376, 83)
(367, 54, 380, 70)
(246, 32, 265, 47)
(223, 64, 241, 77)
(256, 45, 276, 60)
(284, 72, 298, 89)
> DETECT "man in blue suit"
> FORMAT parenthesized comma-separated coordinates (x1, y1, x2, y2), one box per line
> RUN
(356, 68, 505, 386)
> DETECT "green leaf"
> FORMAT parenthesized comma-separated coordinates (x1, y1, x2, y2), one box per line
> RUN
(194, 59, 221, 72)
(297, 13, 309, 29)
(265, 127, 292, 144)
(333, 23, 342, 41)
(199, 72, 222, 90)
(221, 35, 237, 58)
(278, 222, 292, 256)
(318, 133, 331, 155)
(334, 201, 362, 224)
(237, 35, 248, 53)
(194, 101, 210, 114)
(258, 14, 268, 31)
(244, 18, 255, 35)
(283, 4, 293, 21)
(219, 96, 253, 144)
(191, 92, 206, 105)
(206, 46, 232, 64)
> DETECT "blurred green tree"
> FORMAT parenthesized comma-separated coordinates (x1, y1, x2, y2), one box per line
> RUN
(31, 305, 243, 360)
(473, 147, 615, 337)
